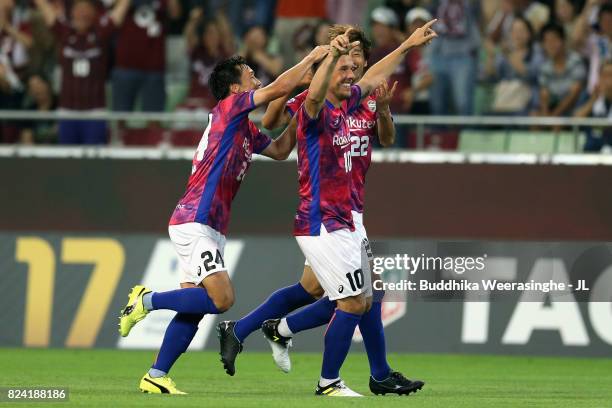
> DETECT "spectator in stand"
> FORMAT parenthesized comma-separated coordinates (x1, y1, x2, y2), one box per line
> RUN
(369, 6, 411, 114)
(290, 21, 316, 62)
(26, 8, 56, 79)
(326, 0, 367, 25)
(182, 7, 233, 109)
(312, 18, 331, 46)
(35, 0, 130, 144)
(575, 60, 612, 151)
(112, 0, 180, 113)
(239, 25, 283, 86)
(19, 74, 57, 144)
(0, 0, 32, 88)
(486, 0, 550, 48)
(404, 7, 434, 115)
(429, 0, 481, 116)
(574, 1, 612, 93)
(554, 0, 579, 42)
(484, 16, 544, 115)
(368, 6, 415, 146)
(224, 0, 277, 38)
(273, 0, 326, 67)
(536, 22, 586, 117)
(0, 0, 32, 142)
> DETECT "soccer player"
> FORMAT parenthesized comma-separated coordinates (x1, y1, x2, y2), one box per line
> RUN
(117, 46, 329, 394)
(218, 25, 415, 395)
(219, 22, 437, 396)
(264, 26, 421, 396)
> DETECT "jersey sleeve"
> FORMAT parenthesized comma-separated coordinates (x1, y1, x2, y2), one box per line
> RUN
(286, 90, 309, 117)
(249, 121, 272, 154)
(346, 84, 363, 113)
(224, 90, 257, 117)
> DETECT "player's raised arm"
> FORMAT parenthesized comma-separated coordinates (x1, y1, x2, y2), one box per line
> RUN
(261, 94, 293, 130)
(259, 116, 298, 160)
(261, 65, 315, 130)
(253, 46, 329, 107)
(375, 80, 397, 147)
(357, 19, 437, 98)
(304, 34, 358, 118)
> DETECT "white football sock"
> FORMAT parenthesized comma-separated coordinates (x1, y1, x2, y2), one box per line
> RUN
(319, 377, 340, 387)
(277, 318, 293, 337)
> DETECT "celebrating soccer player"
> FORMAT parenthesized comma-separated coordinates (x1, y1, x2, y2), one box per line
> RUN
(117, 45, 329, 394)
(218, 21, 437, 396)
(218, 25, 413, 394)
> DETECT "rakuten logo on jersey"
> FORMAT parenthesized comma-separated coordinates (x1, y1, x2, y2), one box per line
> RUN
(348, 117, 375, 130)
(333, 134, 350, 148)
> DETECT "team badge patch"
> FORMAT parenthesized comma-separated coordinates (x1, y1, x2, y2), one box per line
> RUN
(367, 100, 377, 112)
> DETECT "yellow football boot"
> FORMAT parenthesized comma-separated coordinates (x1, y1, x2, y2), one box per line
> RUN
(139, 373, 186, 394)
(119, 285, 151, 337)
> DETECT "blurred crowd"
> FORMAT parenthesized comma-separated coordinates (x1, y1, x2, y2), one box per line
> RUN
(1, 0, 612, 151)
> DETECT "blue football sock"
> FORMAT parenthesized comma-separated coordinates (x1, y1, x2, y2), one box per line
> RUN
(286, 296, 336, 334)
(151, 287, 220, 314)
(321, 309, 362, 380)
(359, 299, 391, 381)
(233, 282, 315, 342)
(152, 313, 204, 374)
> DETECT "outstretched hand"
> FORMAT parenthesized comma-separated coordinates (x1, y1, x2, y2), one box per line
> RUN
(375, 80, 398, 111)
(308, 45, 331, 63)
(404, 19, 438, 49)
(330, 30, 360, 57)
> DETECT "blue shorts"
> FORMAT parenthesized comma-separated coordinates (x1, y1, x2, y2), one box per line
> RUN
(58, 120, 107, 145)
(112, 68, 166, 112)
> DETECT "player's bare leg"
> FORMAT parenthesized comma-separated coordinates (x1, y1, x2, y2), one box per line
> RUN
(299, 265, 325, 299)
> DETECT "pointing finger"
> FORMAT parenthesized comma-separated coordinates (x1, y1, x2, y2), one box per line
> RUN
(422, 18, 438, 30)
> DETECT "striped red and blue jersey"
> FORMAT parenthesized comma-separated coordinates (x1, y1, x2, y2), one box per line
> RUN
(287, 87, 377, 215)
(345, 93, 377, 213)
(293, 85, 363, 236)
(169, 90, 271, 234)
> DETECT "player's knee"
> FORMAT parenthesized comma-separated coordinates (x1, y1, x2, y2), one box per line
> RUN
(212, 291, 234, 313)
(365, 296, 373, 312)
(300, 267, 324, 299)
(304, 284, 324, 299)
(337, 294, 367, 315)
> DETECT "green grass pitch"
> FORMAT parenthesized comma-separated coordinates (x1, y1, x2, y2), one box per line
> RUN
(1, 348, 611, 407)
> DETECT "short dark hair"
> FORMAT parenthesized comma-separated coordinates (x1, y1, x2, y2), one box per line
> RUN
(540, 22, 566, 42)
(208, 56, 247, 101)
(328, 24, 372, 60)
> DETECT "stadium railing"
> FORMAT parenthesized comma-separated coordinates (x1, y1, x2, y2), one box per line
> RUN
(1, 110, 611, 164)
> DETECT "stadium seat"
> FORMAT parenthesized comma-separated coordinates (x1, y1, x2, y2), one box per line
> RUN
(170, 129, 202, 147)
(120, 127, 167, 146)
(458, 130, 507, 152)
(166, 37, 189, 82)
(405, 129, 459, 150)
(166, 81, 189, 112)
(508, 131, 583, 154)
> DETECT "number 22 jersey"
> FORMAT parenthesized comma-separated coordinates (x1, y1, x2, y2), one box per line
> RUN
(169, 91, 271, 235)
